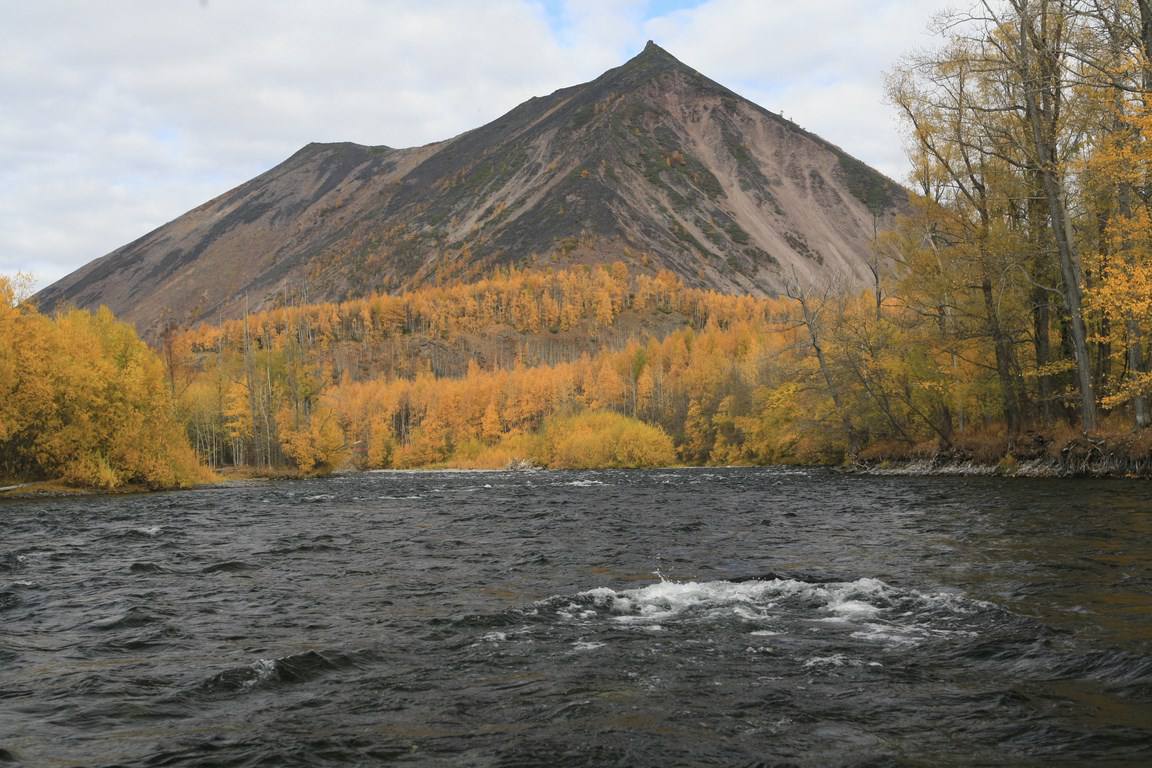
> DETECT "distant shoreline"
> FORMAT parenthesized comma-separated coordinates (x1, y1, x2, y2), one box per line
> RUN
(4, 455, 1147, 499)
(847, 460, 1145, 480)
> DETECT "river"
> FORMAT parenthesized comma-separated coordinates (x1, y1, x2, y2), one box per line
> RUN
(2, 468, 1151, 766)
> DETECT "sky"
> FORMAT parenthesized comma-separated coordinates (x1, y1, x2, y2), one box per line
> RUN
(1, 0, 958, 290)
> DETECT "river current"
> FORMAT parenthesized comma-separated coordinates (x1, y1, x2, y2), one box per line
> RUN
(2, 468, 1151, 766)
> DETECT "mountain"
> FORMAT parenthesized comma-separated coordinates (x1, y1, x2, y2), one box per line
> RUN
(36, 42, 907, 336)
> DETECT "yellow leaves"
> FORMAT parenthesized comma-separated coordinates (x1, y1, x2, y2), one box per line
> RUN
(1031, 359, 1078, 379)
(1088, 245, 1152, 322)
(61, 453, 121, 491)
(1102, 371, 1152, 410)
(170, 263, 800, 370)
(636, 365, 655, 413)
(166, 261, 983, 472)
(1083, 101, 1152, 190)
(593, 286, 616, 327)
(679, 399, 713, 464)
(364, 415, 395, 468)
(0, 289, 208, 489)
(588, 359, 627, 411)
(223, 382, 254, 440)
(393, 414, 450, 468)
(276, 402, 348, 474)
(540, 411, 675, 469)
(1077, 96, 1152, 417)
(298, 300, 819, 470)
(481, 400, 503, 443)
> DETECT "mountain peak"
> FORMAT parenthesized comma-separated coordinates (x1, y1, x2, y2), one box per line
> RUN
(36, 42, 907, 334)
(623, 39, 683, 69)
(590, 39, 704, 96)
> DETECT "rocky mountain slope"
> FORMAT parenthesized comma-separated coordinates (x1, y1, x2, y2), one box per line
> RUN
(37, 42, 906, 336)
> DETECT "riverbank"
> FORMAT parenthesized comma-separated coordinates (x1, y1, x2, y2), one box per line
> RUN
(6, 431, 1150, 497)
(851, 430, 1152, 478)
(0, 472, 230, 499)
(0, 479, 154, 498)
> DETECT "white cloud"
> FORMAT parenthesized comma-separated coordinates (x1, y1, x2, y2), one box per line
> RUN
(1, 0, 956, 290)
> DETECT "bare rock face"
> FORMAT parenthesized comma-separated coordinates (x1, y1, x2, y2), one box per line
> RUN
(37, 42, 906, 336)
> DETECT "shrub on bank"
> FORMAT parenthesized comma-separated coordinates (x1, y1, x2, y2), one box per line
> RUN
(540, 410, 676, 469)
(440, 410, 676, 470)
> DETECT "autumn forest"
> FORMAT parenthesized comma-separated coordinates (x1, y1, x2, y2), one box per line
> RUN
(6, 1, 1152, 488)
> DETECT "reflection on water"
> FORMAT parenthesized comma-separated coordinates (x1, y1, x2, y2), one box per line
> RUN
(2, 469, 1150, 766)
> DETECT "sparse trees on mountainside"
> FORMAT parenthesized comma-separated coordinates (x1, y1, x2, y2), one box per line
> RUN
(173, 261, 986, 472)
(166, 266, 831, 471)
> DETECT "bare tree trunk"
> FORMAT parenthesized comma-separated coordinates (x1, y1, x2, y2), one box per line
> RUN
(981, 265, 1023, 435)
(243, 294, 262, 467)
(869, 212, 883, 321)
(1027, 176, 1055, 425)
(1011, 0, 1098, 432)
(976, 201, 1023, 434)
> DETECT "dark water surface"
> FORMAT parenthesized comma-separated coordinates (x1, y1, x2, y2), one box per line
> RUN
(3, 468, 1151, 767)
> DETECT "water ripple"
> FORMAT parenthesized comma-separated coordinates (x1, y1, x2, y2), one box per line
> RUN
(0, 468, 1149, 766)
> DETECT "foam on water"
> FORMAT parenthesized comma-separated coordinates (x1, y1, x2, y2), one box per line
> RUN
(572, 640, 605, 651)
(541, 577, 990, 647)
(5, 468, 1149, 767)
(245, 658, 278, 688)
(803, 654, 853, 669)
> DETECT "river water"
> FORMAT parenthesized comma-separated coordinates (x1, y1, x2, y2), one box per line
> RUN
(2, 468, 1151, 766)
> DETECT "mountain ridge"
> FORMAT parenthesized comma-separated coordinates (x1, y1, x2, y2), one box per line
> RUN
(37, 41, 907, 336)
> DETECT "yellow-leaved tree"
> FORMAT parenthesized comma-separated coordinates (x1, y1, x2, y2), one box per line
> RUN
(540, 410, 676, 469)
(0, 277, 209, 490)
